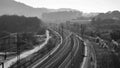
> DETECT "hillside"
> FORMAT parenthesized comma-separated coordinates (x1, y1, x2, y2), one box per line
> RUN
(0, 0, 83, 19)
(91, 11, 120, 30)
(0, 0, 98, 24)
(0, 0, 51, 18)
(42, 11, 83, 23)
(0, 15, 44, 34)
(94, 10, 120, 20)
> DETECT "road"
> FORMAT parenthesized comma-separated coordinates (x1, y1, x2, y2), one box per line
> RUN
(81, 39, 97, 68)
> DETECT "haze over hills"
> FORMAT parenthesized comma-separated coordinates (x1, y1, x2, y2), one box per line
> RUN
(0, 0, 52, 18)
(0, 0, 79, 18)
(0, 0, 98, 23)
(42, 11, 83, 23)
(1, 0, 120, 24)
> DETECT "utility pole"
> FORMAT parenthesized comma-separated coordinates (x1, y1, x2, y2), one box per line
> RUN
(61, 24, 64, 38)
(4, 38, 7, 60)
(71, 37, 73, 67)
(17, 33, 21, 68)
(1, 37, 8, 68)
(81, 24, 86, 38)
(0, 62, 4, 68)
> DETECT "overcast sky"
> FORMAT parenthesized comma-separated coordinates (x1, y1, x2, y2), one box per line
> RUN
(15, 0, 120, 13)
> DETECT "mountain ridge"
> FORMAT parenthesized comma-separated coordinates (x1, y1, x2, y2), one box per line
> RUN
(0, 0, 52, 18)
(0, 0, 98, 23)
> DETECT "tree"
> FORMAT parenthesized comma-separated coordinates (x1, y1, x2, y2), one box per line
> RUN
(110, 30, 120, 41)
(81, 24, 86, 37)
(0, 15, 44, 33)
